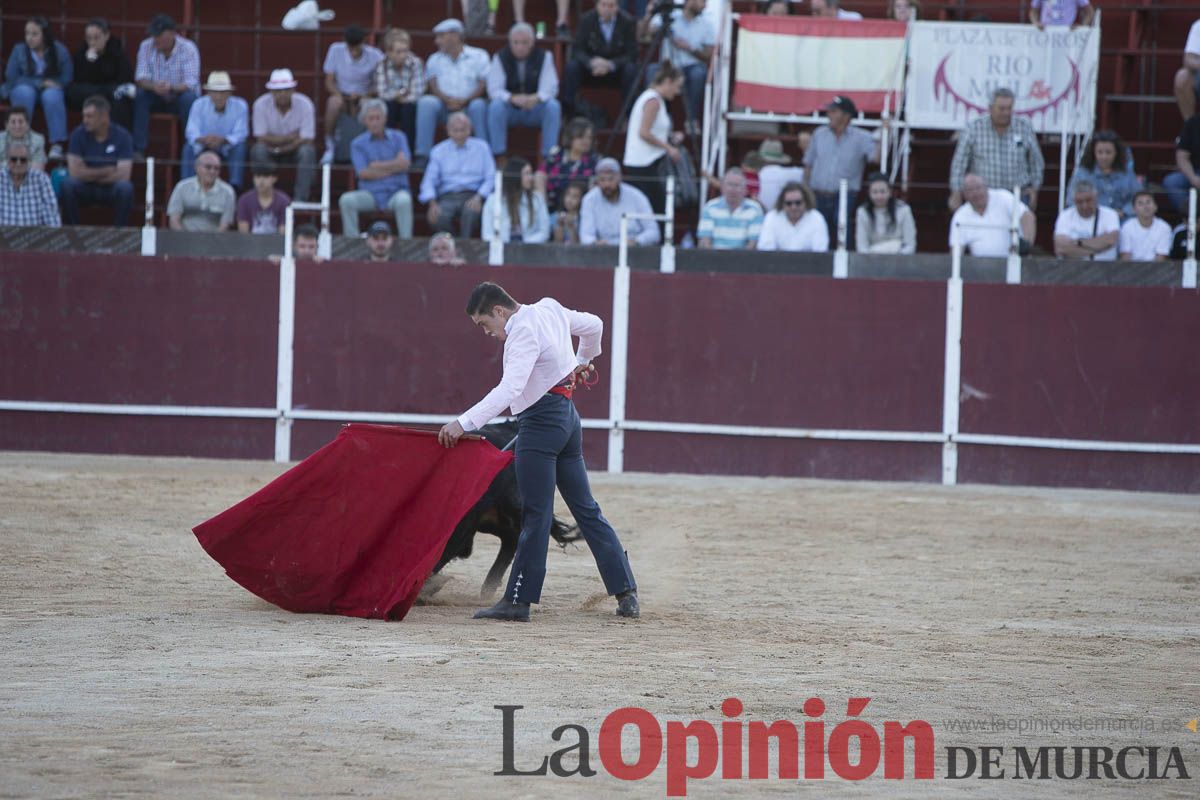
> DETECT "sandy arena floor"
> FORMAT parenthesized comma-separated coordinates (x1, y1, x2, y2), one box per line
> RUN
(1, 451, 1197, 799)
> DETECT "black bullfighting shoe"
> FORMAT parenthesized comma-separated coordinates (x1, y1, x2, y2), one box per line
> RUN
(472, 598, 531, 622)
(616, 590, 640, 619)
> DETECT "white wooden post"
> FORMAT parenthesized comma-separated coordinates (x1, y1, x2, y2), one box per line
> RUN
(833, 178, 849, 278)
(488, 169, 504, 266)
(140, 157, 156, 256)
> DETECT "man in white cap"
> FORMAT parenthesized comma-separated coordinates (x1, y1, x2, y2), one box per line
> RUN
(183, 71, 249, 190)
(414, 19, 490, 167)
(250, 68, 317, 201)
(579, 157, 660, 246)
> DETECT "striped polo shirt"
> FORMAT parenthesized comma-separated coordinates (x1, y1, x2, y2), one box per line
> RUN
(698, 196, 764, 249)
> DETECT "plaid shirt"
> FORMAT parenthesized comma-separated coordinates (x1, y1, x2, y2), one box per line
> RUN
(0, 169, 61, 227)
(949, 115, 1045, 193)
(374, 52, 425, 103)
(135, 34, 201, 93)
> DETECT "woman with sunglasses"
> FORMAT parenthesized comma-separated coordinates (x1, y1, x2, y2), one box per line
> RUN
(1067, 130, 1141, 219)
(756, 181, 828, 252)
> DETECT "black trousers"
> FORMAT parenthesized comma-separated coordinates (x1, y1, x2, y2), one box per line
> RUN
(562, 59, 640, 119)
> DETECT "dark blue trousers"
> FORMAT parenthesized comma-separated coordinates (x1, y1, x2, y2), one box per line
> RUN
(505, 393, 636, 604)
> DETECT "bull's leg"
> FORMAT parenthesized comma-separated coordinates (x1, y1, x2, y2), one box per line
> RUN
(416, 572, 452, 604)
(480, 538, 518, 601)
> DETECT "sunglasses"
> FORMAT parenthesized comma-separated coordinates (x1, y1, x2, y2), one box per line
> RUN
(783, 199, 805, 207)
(8, 156, 28, 163)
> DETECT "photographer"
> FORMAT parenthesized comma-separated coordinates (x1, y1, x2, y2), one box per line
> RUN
(639, 0, 715, 137)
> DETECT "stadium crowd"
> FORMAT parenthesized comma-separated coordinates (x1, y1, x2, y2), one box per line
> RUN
(0, 1, 1195, 264)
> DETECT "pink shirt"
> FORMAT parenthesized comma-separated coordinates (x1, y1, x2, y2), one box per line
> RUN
(457, 298, 602, 431)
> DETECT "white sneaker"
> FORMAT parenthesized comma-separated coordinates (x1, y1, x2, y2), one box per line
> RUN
(320, 147, 334, 165)
(47, 143, 64, 161)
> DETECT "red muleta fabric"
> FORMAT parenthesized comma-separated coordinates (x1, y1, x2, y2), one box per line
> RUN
(193, 424, 513, 620)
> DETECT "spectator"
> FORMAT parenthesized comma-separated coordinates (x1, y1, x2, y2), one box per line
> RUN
(640, 0, 715, 137)
(236, 163, 290, 234)
(0, 108, 47, 171)
(483, 157, 551, 243)
(61, 95, 134, 226)
(948, 174, 1035, 258)
(132, 14, 200, 159)
(1163, 111, 1200, 214)
(375, 29, 424, 149)
(419, 112, 495, 238)
(166, 149, 236, 232)
(429, 231, 465, 264)
(579, 157, 660, 246)
(757, 182, 828, 252)
(697, 167, 763, 249)
(365, 220, 395, 262)
(887, 0, 920, 21)
(3, 17, 73, 161)
(624, 61, 685, 215)
(1119, 191, 1172, 263)
(856, 173, 917, 254)
(551, 180, 587, 244)
(762, 1, 792, 15)
(949, 87, 1044, 212)
(1067, 131, 1140, 219)
(415, 19, 490, 166)
(562, 0, 639, 120)
(486, 23, 561, 159)
(1173, 20, 1200, 121)
(804, 95, 880, 247)
(68, 18, 135, 131)
(183, 71, 249, 190)
(294, 224, 321, 261)
(321, 25, 385, 165)
(536, 117, 598, 212)
(811, 0, 864, 20)
(756, 138, 806, 209)
(250, 69, 317, 202)
(511, 0, 572, 37)
(0, 141, 60, 227)
(339, 98, 414, 238)
(1053, 180, 1120, 261)
(1029, 0, 1093, 30)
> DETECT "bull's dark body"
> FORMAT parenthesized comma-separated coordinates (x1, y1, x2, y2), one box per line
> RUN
(429, 421, 580, 599)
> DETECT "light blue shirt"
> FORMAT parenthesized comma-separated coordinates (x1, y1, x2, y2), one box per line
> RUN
(580, 183, 660, 246)
(697, 196, 763, 249)
(482, 191, 551, 243)
(323, 42, 384, 95)
(351, 128, 411, 207)
(653, 10, 717, 70)
(185, 95, 249, 153)
(419, 136, 496, 202)
(425, 45, 490, 100)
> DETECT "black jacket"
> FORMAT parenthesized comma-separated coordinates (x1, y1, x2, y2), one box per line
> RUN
(73, 37, 134, 87)
(571, 10, 638, 69)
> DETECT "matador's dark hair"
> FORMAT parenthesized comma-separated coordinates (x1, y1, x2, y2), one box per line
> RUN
(466, 282, 517, 316)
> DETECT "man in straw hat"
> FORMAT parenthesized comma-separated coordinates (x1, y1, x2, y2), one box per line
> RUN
(250, 68, 317, 202)
(183, 70, 249, 190)
(755, 137, 807, 210)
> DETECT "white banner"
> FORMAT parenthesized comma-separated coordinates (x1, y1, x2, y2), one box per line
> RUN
(904, 21, 1099, 134)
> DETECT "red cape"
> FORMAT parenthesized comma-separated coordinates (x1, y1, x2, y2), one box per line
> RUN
(193, 424, 513, 620)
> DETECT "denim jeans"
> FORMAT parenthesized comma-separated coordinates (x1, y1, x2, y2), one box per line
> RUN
(486, 98, 562, 156)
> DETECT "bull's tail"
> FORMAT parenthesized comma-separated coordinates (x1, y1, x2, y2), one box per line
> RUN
(550, 516, 582, 546)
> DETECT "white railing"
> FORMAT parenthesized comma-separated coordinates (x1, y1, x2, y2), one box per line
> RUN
(488, 169, 504, 266)
(615, 175, 675, 274)
(950, 186, 1025, 285)
(1185, 188, 1197, 289)
(140, 157, 156, 256)
(833, 178, 849, 279)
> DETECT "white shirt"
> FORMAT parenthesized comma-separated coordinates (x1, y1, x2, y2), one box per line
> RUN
(757, 165, 806, 210)
(458, 298, 601, 431)
(1054, 204, 1120, 260)
(624, 89, 670, 167)
(949, 189, 1029, 257)
(1186, 20, 1200, 56)
(1119, 216, 1172, 261)
(426, 45, 491, 100)
(756, 208, 829, 252)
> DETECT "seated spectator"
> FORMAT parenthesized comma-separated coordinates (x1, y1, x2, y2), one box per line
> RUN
(183, 71, 249, 190)
(811, 0, 864, 20)
(68, 17, 135, 131)
(429, 231, 465, 264)
(1174, 21, 1200, 121)
(375, 28, 424, 148)
(415, 19, 489, 166)
(757, 182, 828, 252)
(338, 99, 413, 238)
(236, 163, 290, 234)
(624, 61, 685, 215)
(856, 173, 917, 254)
(167, 150, 236, 232)
(640, 0, 715, 137)
(365, 220, 395, 262)
(698, 167, 763, 250)
(132, 14, 200, 159)
(1163, 111, 1200, 213)
(805, 95, 879, 247)
(949, 174, 1034, 257)
(250, 69, 317, 202)
(551, 180, 587, 244)
(756, 139, 806, 210)
(486, 23, 561, 159)
(321, 26, 384, 165)
(887, 0, 920, 21)
(0, 141, 60, 227)
(1029, 0, 1093, 29)
(483, 157, 550, 243)
(62, 95, 134, 226)
(1119, 191, 1172, 262)
(949, 87, 1044, 213)
(1068, 131, 1140, 219)
(563, 0, 639, 120)
(579, 157, 660, 246)
(537, 117, 598, 213)
(0, 108, 47, 171)
(1053, 180, 1120, 261)
(419, 112, 495, 238)
(294, 223, 322, 261)
(3, 17, 73, 160)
